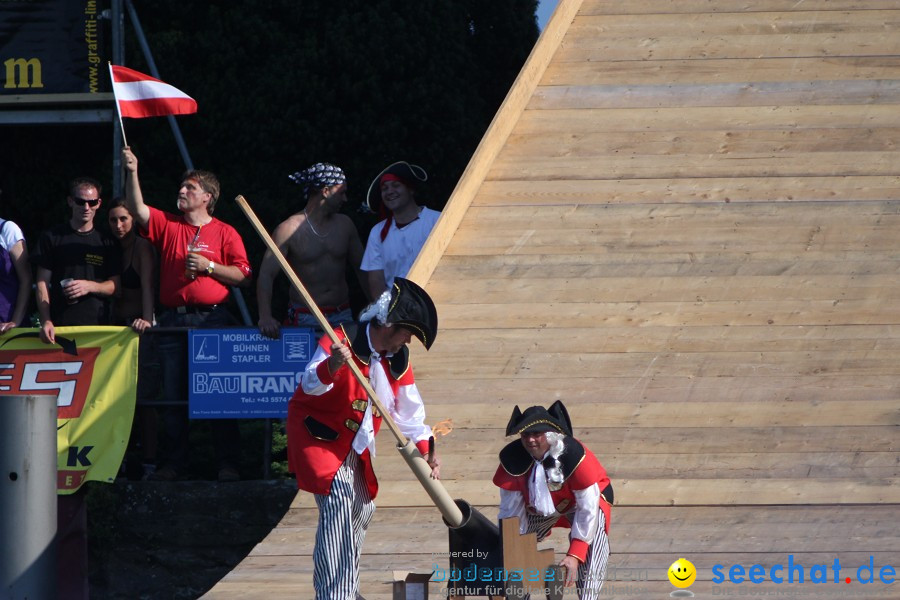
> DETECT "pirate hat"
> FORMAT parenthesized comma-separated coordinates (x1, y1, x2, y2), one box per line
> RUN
(385, 277, 438, 350)
(366, 161, 428, 215)
(505, 400, 573, 437)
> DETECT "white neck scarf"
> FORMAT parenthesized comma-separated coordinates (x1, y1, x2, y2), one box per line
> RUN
(530, 455, 557, 516)
(351, 350, 395, 457)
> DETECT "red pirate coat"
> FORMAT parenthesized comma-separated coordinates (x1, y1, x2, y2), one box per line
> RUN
(287, 323, 431, 499)
(493, 437, 613, 562)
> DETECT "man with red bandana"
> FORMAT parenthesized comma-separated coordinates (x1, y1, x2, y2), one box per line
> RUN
(493, 401, 613, 599)
(360, 161, 440, 299)
(287, 277, 441, 600)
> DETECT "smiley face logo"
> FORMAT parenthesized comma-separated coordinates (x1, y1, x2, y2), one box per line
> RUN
(668, 558, 697, 588)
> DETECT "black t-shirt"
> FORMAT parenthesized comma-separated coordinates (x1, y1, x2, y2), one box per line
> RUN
(32, 224, 122, 326)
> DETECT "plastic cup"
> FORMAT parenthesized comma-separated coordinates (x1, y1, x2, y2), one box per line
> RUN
(185, 246, 199, 280)
(60, 278, 77, 304)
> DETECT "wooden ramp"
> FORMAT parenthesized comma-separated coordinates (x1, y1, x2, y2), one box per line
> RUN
(206, 1, 900, 598)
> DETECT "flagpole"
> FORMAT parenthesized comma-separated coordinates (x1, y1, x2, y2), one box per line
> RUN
(107, 62, 129, 147)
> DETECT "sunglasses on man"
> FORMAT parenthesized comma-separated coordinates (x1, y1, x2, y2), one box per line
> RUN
(72, 197, 100, 207)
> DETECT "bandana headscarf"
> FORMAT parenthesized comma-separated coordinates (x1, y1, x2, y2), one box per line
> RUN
(288, 163, 346, 198)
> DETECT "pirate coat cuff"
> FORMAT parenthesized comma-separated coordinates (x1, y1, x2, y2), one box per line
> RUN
(567, 539, 589, 563)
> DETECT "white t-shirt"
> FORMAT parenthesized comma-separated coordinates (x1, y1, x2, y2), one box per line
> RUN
(0, 219, 25, 252)
(361, 207, 440, 287)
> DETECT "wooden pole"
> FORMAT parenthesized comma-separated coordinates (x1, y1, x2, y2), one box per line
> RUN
(234, 194, 464, 527)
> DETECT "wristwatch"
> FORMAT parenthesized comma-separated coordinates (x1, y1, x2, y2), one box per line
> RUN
(206, 261, 216, 275)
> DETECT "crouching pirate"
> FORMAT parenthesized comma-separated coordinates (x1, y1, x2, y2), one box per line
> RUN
(493, 401, 613, 599)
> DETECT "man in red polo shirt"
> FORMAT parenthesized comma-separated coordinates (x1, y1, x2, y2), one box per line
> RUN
(122, 146, 252, 482)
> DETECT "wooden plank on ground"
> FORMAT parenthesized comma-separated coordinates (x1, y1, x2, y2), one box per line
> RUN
(529, 80, 900, 110)
(580, 0, 900, 14)
(473, 176, 900, 206)
(567, 11, 900, 38)
(387, 400, 900, 429)
(371, 478, 900, 507)
(432, 300, 900, 329)
(487, 151, 900, 181)
(554, 33, 900, 61)
(418, 325, 900, 355)
(514, 105, 900, 134)
(417, 374, 900, 404)
(500, 128, 900, 158)
(427, 275, 900, 304)
(432, 252, 900, 277)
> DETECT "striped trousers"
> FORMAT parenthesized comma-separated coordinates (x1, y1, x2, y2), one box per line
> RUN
(523, 508, 610, 600)
(313, 451, 376, 600)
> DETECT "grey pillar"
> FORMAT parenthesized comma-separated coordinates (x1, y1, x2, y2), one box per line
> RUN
(1, 395, 57, 599)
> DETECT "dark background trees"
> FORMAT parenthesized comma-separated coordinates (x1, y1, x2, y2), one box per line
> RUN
(1, 0, 538, 318)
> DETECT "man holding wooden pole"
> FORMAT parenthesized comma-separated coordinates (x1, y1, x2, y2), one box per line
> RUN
(287, 277, 441, 600)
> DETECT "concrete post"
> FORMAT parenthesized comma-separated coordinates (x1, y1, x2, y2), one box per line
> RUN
(1, 395, 57, 599)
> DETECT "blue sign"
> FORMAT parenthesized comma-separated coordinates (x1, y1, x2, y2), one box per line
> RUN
(188, 327, 317, 418)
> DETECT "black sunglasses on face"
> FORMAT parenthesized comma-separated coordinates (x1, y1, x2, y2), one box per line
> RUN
(72, 197, 100, 207)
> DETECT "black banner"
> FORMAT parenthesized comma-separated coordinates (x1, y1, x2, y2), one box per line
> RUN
(0, 0, 107, 95)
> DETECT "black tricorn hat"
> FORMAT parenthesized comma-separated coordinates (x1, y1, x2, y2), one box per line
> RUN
(366, 161, 428, 215)
(386, 277, 438, 350)
(505, 400, 573, 437)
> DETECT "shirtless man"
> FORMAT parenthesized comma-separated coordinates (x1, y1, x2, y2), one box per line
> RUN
(257, 163, 365, 338)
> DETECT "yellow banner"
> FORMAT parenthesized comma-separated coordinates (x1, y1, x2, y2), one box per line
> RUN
(0, 326, 139, 494)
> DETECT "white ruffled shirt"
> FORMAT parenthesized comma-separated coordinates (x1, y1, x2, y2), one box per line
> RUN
(300, 324, 432, 456)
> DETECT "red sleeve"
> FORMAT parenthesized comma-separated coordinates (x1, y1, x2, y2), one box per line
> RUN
(143, 206, 167, 243)
(219, 221, 252, 277)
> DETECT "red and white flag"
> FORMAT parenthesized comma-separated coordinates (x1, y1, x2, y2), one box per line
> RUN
(109, 65, 197, 118)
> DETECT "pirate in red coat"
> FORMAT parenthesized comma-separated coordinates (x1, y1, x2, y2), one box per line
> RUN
(287, 277, 440, 600)
(493, 401, 613, 599)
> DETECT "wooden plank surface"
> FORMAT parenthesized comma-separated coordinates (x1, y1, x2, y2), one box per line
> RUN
(567, 11, 900, 38)
(580, 0, 900, 15)
(487, 151, 899, 180)
(431, 301, 900, 329)
(427, 275, 900, 303)
(530, 80, 900, 110)
(418, 374, 900, 404)
(515, 105, 900, 133)
(555, 33, 900, 61)
(473, 176, 900, 206)
(434, 251, 900, 276)
(500, 128, 900, 157)
(369, 478, 900, 507)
